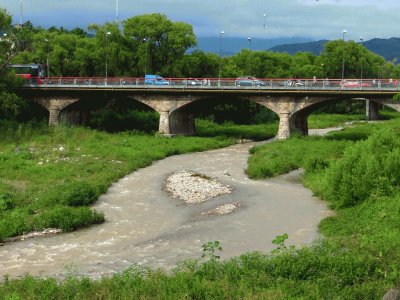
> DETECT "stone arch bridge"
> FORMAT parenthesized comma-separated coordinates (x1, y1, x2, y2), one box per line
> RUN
(17, 82, 400, 139)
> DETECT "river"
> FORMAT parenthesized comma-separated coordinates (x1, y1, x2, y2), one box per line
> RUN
(0, 130, 332, 280)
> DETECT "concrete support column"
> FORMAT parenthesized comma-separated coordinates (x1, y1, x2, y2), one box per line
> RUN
(277, 112, 291, 139)
(158, 111, 171, 134)
(49, 108, 61, 125)
(366, 100, 380, 120)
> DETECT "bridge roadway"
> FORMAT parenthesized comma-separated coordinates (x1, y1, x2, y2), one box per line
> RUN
(18, 77, 400, 139)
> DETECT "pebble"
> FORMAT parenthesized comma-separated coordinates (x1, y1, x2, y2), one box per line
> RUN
(164, 171, 233, 204)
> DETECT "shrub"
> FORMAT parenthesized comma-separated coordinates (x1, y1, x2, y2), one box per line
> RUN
(320, 129, 400, 207)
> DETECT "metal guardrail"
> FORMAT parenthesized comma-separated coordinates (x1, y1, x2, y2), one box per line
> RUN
(24, 77, 400, 92)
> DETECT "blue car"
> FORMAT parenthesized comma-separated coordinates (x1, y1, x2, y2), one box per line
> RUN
(144, 74, 170, 85)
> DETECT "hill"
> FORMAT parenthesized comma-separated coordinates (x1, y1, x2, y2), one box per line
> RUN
(268, 37, 400, 63)
(192, 36, 314, 56)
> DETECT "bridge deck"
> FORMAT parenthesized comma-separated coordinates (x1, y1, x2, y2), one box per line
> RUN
(23, 77, 400, 96)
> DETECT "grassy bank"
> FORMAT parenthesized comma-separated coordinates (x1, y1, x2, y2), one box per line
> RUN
(0, 124, 235, 241)
(1, 114, 400, 299)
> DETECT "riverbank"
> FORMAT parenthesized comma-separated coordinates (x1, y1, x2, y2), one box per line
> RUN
(2, 118, 400, 298)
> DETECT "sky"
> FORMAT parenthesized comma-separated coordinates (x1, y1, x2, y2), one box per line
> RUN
(0, 0, 399, 41)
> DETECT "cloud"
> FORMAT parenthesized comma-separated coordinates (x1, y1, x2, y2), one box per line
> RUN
(1, 0, 398, 41)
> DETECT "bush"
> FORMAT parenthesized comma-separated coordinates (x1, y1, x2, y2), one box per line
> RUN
(320, 129, 400, 207)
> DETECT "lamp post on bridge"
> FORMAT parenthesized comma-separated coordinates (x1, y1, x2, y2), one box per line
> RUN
(115, 0, 119, 23)
(44, 39, 50, 77)
(105, 31, 111, 81)
(341, 29, 347, 82)
(19, 0, 23, 27)
(143, 37, 148, 76)
(360, 37, 364, 85)
(247, 37, 252, 75)
(219, 31, 224, 80)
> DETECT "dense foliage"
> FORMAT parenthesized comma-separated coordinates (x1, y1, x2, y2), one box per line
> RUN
(313, 128, 400, 208)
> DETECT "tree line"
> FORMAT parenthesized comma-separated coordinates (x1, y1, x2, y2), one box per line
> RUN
(1, 8, 400, 80)
(1, 7, 400, 124)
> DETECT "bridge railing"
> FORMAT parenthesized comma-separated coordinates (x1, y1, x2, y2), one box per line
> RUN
(26, 77, 400, 91)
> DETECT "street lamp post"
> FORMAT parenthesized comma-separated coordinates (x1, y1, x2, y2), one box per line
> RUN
(263, 13, 267, 50)
(105, 31, 111, 81)
(116, 0, 119, 23)
(143, 38, 148, 76)
(360, 37, 364, 84)
(263, 13, 267, 30)
(341, 29, 347, 82)
(19, 0, 23, 27)
(219, 31, 224, 80)
(44, 39, 50, 77)
(247, 37, 252, 75)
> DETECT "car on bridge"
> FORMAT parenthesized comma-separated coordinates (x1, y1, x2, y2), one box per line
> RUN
(280, 80, 304, 87)
(144, 74, 170, 85)
(235, 76, 266, 87)
(181, 78, 203, 86)
(342, 80, 372, 88)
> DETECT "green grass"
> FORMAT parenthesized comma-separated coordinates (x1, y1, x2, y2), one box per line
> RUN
(0, 125, 235, 240)
(196, 119, 278, 141)
(308, 113, 366, 128)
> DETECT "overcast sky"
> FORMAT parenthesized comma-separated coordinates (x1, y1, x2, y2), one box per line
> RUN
(1, 0, 398, 41)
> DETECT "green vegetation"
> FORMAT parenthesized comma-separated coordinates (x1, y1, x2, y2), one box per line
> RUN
(0, 124, 235, 241)
(196, 119, 278, 141)
(1, 115, 400, 299)
(308, 113, 365, 128)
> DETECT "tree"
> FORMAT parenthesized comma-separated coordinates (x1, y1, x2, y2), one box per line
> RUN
(123, 14, 197, 76)
(320, 40, 386, 79)
(0, 8, 26, 121)
(0, 8, 11, 30)
(173, 50, 219, 77)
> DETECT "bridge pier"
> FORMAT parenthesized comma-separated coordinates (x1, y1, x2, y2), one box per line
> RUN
(158, 111, 171, 134)
(33, 98, 80, 125)
(277, 113, 291, 139)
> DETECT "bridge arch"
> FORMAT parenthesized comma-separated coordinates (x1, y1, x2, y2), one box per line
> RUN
(128, 94, 207, 135)
(32, 97, 81, 125)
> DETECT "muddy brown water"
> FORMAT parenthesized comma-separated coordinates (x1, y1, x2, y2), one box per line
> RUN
(0, 130, 333, 280)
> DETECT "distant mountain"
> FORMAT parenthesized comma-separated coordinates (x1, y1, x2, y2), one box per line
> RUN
(268, 38, 400, 63)
(364, 38, 400, 63)
(194, 36, 400, 64)
(192, 36, 314, 56)
(269, 40, 328, 55)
